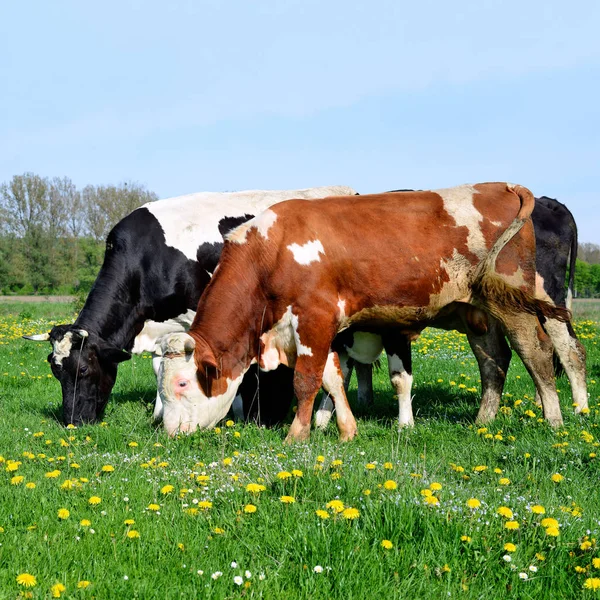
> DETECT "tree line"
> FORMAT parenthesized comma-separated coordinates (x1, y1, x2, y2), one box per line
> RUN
(1, 172, 599, 298)
(0, 173, 156, 295)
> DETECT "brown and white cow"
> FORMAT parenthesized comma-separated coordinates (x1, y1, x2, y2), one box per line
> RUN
(158, 183, 570, 440)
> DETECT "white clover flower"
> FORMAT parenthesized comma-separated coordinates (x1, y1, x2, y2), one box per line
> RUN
(245, 570, 252, 579)
(234, 576, 243, 586)
(123, 497, 129, 502)
(313, 566, 323, 573)
(519, 572, 528, 580)
(211, 571, 222, 580)
(529, 565, 538, 572)
(503, 555, 512, 562)
(197, 570, 204, 576)
(231, 561, 238, 568)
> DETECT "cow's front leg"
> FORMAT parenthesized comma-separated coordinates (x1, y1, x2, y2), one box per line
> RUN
(315, 351, 353, 430)
(321, 351, 358, 441)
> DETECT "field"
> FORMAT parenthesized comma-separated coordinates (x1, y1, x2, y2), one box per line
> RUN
(1, 300, 599, 599)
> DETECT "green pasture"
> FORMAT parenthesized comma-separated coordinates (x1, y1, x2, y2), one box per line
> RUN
(0, 301, 599, 598)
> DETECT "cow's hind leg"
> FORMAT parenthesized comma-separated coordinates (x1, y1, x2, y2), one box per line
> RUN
(321, 352, 358, 441)
(465, 318, 512, 424)
(355, 361, 373, 408)
(382, 333, 414, 427)
(315, 352, 353, 430)
(498, 312, 563, 427)
(543, 319, 588, 413)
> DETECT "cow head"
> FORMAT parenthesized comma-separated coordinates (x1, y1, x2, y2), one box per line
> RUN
(23, 325, 131, 425)
(158, 332, 245, 436)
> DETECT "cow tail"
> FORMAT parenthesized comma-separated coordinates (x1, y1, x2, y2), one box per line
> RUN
(472, 184, 571, 324)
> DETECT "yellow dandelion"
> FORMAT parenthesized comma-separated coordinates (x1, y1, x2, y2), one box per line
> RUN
(342, 507, 360, 520)
(365, 463, 376, 470)
(77, 581, 91, 589)
(551, 473, 564, 483)
(45, 470, 61, 478)
(25, 482, 36, 489)
(424, 495, 440, 506)
(505, 521, 520, 530)
(384, 462, 393, 470)
(160, 485, 174, 495)
(331, 459, 343, 467)
(292, 469, 303, 478)
(429, 482, 442, 491)
(243, 504, 257, 514)
(466, 498, 481, 509)
(147, 503, 160, 511)
(316, 455, 325, 463)
(80, 519, 91, 527)
(461, 535, 471, 542)
(381, 540, 393, 549)
(326, 500, 344, 513)
(245, 483, 266, 494)
(592, 558, 600, 569)
(225, 419, 234, 427)
(315, 509, 329, 520)
(277, 471, 292, 480)
(421, 489, 433, 497)
(16, 573, 37, 588)
(498, 478, 511, 486)
(198, 501, 212, 510)
(51, 582, 66, 598)
(584, 578, 600, 590)
(541, 518, 559, 529)
(504, 543, 517, 552)
(10, 475, 24, 485)
(127, 530, 140, 539)
(531, 505, 546, 515)
(383, 480, 397, 490)
(545, 526, 560, 537)
(88, 496, 101, 505)
(280, 495, 295, 504)
(213, 527, 225, 534)
(497, 506, 513, 519)
(57, 508, 70, 520)
(101, 465, 114, 473)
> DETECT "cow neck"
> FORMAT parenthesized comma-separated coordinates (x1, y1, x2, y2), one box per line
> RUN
(74, 268, 146, 351)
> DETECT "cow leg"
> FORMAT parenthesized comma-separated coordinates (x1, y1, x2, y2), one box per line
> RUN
(465, 319, 512, 423)
(321, 352, 358, 441)
(315, 351, 353, 430)
(543, 319, 588, 413)
(355, 361, 374, 407)
(152, 354, 164, 422)
(499, 313, 563, 427)
(382, 333, 414, 427)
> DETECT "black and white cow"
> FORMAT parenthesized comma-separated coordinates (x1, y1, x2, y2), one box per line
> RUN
(315, 195, 587, 428)
(24, 186, 356, 426)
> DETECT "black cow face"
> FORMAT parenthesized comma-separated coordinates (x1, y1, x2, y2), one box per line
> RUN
(40, 325, 130, 426)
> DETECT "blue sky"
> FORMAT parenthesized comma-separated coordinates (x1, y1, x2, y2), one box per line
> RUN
(1, 0, 599, 242)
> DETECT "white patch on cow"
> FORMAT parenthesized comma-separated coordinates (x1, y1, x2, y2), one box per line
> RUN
(535, 273, 552, 302)
(436, 184, 486, 258)
(131, 311, 195, 354)
(226, 209, 278, 244)
(337, 297, 346, 320)
(290, 311, 313, 356)
(287, 239, 325, 265)
(143, 186, 357, 260)
(206, 270, 213, 278)
(566, 287, 573, 311)
(387, 354, 414, 427)
(490, 220, 502, 227)
(53, 332, 74, 366)
(345, 332, 383, 364)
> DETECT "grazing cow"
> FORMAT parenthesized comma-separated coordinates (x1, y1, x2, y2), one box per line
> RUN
(157, 183, 571, 440)
(23, 186, 356, 426)
(315, 195, 587, 428)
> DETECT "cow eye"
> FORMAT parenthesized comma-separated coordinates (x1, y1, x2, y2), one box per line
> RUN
(79, 365, 89, 375)
(177, 380, 188, 388)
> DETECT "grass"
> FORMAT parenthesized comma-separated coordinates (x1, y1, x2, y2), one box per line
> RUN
(0, 301, 599, 598)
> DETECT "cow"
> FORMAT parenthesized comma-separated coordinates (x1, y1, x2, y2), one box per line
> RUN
(23, 186, 356, 426)
(156, 183, 571, 441)
(314, 195, 587, 429)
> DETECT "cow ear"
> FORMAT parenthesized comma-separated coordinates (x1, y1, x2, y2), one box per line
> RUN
(98, 346, 131, 364)
(218, 214, 255, 239)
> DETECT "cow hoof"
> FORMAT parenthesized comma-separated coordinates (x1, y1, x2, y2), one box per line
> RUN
(547, 415, 564, 428)
(339, 428, 358, 442)
(284, 421, 311, 444)
(397, 420, 415, 429)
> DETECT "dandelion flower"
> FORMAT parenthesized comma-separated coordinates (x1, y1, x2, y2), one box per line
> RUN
(580, 540, 592, 551)
(381, 540, 393, 549)
(505, 521, 520, 530)
(225, 420, 235, 427)
(127, 530, 140, 539)
(540, 518, 559, 529)
(383, 462, 393, 470)
(25, 482, 36, 489)
(421, 489, 432, 497)
(499, 478, 511, 486)
(160, 485, 174, 495)
(383, 480, 397, 490)
(592, 558, 600, 569)
(551, 473, 564, 483)
(342, 507, 360, 520)
(77, 581, 91, 589)
(545, 526, 560, 537)
(243, 504, 257, 514)
(316, 455, 325, 463)
(88, 496, 101, 505)
(147, 503, 160, 511)
(101, 465, 114, 473)
(277, 471, 292, 480)
(213, 527, 224, 535)
(291, 469, 303, 478)
(198, 501, 212, 510)
(504, 543, 517, 552)
(365, 463, 376, 470)
(429, 482, 442, 491)
(424, 495, 440, 506)
(461, 536, 471, 543)
(51, 582, 66, 597)
(57, 508, 70, 520)
(45, 470, 61, 478)
(16, 573, 37, 588)
(280, 496, 295, 504)
(531, 505, 545, 515)
(80, 519, 91, 527)
(326, 500, 344, 513)
(584, 578, 600, 590)
(466, 498, 481, 509)
(497, 507, 513, 519)
(316, 510, 329, 520)
(10, 475, 24, 485)
(245, 483, 266, 494)
(331, 459, 343, 467)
